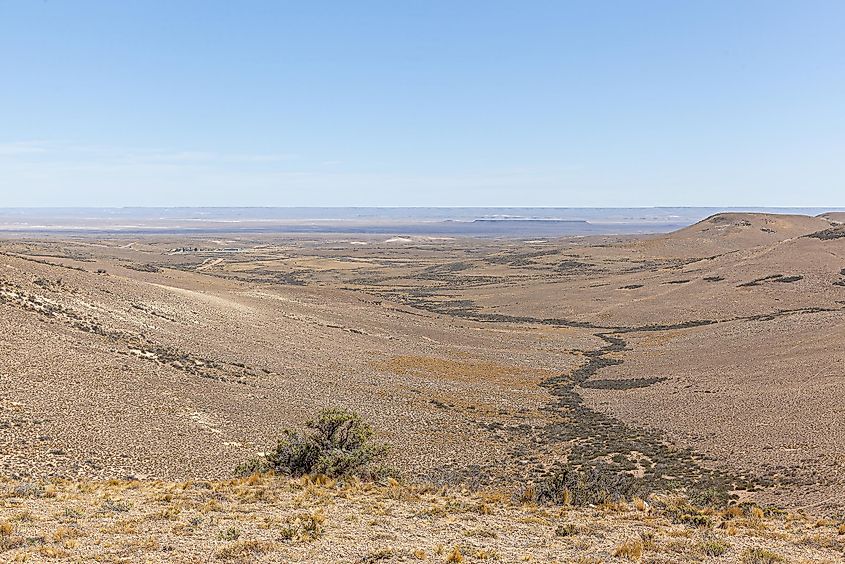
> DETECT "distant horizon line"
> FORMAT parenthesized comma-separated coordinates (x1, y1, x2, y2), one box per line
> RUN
(3, 205, 845, 210)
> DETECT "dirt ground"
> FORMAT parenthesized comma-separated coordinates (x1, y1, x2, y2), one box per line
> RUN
(0, 474, 843, 563)
(1, 212, 844, 519)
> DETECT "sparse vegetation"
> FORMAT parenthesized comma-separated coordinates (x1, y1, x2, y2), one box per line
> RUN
(445, 545, 464, 563)
(0, 474, 841, 562)
(555, 523, 577, 537)
(741, 547, 786, 563)
(522, 463, 640, 506)
(215, 539, 277, 561)
(689, 486, 730, 507)
(806, 227, 845, 240)
(613, 538, 643, 561)
(279, 511, 324, 542)
(235, 408, 391, 480)
(699, 538, 730, 556)
(124, 263, 162, 273)
(3, 218, 845, 562)
(218, 526, 240, 541)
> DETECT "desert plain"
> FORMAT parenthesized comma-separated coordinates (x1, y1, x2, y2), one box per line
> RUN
(0, 212, 844, 562)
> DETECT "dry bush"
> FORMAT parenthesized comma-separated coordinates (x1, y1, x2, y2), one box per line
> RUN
(218, 527, 240, 541)
(699, 538, 730, 556)
(522, 463, 640, 506)
(235, 408, 391, 480)
(278, 511, 324, 543)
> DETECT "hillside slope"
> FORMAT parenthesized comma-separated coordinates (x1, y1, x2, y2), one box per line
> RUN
(634, 213, 833, 257)
(2, 216, 845, 525)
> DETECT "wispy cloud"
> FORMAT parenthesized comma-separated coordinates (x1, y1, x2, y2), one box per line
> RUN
(0, 139, 598, 207)
(0, 140, 50, 156)
(0, 141, 298, 166)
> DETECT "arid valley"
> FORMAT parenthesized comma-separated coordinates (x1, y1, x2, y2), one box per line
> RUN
(1, 212, 844, 562)
(6, 1, 845, 559)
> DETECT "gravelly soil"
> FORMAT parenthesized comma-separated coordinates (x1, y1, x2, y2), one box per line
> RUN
(1, 212, 844, 515)
(1, 475, 843, 563)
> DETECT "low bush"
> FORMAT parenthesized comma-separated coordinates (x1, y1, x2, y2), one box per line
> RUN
(235, 408, 391, 480)
(689, 486, 731, 507)
(522, 463, 640, 506)
(699, 538, 730, 557)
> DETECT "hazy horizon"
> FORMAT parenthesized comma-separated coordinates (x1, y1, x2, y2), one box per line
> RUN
(2, 205, 842, 237)
(2, 205, 845, 210)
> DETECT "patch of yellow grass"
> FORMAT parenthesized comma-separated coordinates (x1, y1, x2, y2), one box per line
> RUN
(9, 511, 34, 523)
(613, 538, 644, 561)
(741, 547, 786, 563)
(37, 546, 71, 559)
(0, 476, 841, 563)
(100, 518, 139, 535)
(445, 545, 464, 563)
(215, 539, 277, 561)
(474, 547, 499, 559)
(52, 525, 83, 542)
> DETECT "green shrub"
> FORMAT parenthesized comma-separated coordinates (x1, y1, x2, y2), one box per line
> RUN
(235, 408, 391, 480)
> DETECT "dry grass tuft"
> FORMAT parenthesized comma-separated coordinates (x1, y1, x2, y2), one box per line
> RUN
(215, 539, 277, 561)
(698, 538, 730, 556)
(52, 525, 83, 542)
(633, 497, 648, 512)
(279, 511, 325, 542)
(445, 545, 464, 563)
(0, 477, 840, 562)
(474, 547, 499, 560)
(741, 547, 786, 564)
(613, 538, 644, 561)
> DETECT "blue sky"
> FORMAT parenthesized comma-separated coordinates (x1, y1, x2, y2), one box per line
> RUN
(1, 0, 843, 207)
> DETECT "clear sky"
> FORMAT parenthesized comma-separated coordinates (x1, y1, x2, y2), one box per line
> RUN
(1, 0, 843, 207)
